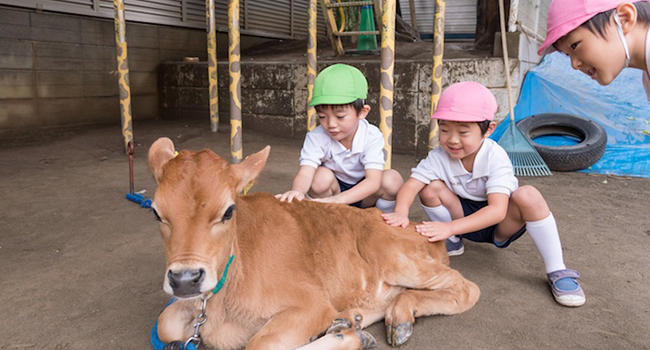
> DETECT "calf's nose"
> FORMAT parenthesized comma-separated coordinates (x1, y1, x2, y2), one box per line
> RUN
(167, 268, 205, 297)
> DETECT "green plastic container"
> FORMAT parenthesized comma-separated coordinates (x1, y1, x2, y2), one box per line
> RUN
(357, 5, 378, 51)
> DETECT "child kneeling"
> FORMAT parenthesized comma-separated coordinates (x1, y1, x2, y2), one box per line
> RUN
(277, 64, 402, 211)
(382, 82, 586, 307)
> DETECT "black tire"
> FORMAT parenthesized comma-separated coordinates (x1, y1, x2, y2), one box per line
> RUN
(516, 113, 607, 172)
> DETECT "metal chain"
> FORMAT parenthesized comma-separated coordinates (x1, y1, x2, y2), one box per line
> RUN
(181, 251, 233, 349)
(183, 296, 208, 349)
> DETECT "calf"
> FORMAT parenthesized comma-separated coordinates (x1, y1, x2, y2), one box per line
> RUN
(148, 137, 480, 350)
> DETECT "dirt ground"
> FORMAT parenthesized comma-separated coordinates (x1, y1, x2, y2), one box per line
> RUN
(1, 118, 649, 350)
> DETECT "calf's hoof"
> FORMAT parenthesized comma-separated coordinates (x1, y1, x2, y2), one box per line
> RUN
(162, 341, 183, 350)
(326, 318, 352, 334)
(386, 322, 413, 347)
(357, 330, 377, 349)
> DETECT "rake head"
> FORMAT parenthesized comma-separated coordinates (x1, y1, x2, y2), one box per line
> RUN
(498, 123, 552, 177)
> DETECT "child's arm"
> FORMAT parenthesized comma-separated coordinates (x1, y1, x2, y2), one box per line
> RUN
(381, 178, 426, 228)
(314, 169, 382, 204)
(416, 192, 509, 242)
(276, 165, 317, 202)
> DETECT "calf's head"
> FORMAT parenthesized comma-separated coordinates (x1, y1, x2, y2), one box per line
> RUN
(148, 137, 269, 298)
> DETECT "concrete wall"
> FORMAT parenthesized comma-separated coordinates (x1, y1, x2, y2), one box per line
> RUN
(505, 0, 551, 86)
(0, 6, 267, 131)
(516, 0, 552, 81)
(160, 58, 519, 157)
(515, 0, 551, 37)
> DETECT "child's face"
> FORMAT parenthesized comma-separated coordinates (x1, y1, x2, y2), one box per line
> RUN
(438, 120, 495, 165)
(555, 20, 628, 86)
(317, 104, 370, 148)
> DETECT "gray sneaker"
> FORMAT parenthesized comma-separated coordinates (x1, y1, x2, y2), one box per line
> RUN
(445, 237, 464, 256)
(547, 268, 586, 307)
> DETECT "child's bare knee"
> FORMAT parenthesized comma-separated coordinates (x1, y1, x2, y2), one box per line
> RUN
(512, 185, 547, 210)
(420, 180, 447, 203)
(311, 167, 336, 194)
(381, 169, 404, 196)
(310, 180, 333, 195)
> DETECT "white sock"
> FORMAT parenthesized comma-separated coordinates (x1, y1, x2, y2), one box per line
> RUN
(422, 204, 452, 222)
(422, 205, 451, 222)
(421, 204, 460, 242)
(526, 213, 566, 274)
(375, 198, 396, 213)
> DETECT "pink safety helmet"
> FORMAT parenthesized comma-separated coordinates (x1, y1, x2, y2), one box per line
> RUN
(538, 0, 648, 55)
(432, 82, 497, 122)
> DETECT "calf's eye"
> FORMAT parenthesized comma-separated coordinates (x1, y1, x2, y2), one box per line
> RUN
(222, 204, 236, 221)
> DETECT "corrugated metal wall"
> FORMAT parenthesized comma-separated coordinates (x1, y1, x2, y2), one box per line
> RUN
(400, 0, 477, 36)
(0, 0, 327, 39)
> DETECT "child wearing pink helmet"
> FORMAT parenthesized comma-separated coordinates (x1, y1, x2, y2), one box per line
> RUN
(539, 0, 650, 96)
(382, 82, 585, 307)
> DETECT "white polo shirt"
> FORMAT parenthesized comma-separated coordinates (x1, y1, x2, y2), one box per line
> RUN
(300, 119, 385, 184)
(410, 138, 518, 202)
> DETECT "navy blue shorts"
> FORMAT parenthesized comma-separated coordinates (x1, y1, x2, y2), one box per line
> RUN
(337, 177, 364, 208)
(458, 196, 526, 248)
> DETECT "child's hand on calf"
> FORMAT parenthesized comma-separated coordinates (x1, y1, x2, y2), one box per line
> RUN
(416, 221, 452, 242)
(275, 190, 305, 203)
(381, 212, 410, 228)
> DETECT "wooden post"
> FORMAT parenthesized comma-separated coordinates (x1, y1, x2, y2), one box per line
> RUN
(307, 0, 318, 131)
(408, 0, 418, 29)
(113, 0, 133, 153)
(429, 0, 445, 150)
(207, 0, 219, 132)
(379, 0, 396, 169)
(228, 0, 243, 163)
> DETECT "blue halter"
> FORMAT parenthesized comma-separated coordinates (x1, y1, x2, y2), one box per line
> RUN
(151, 255, 235, 350)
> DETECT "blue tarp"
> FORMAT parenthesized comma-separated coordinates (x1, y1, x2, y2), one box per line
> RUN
(491, 52, 650, 178)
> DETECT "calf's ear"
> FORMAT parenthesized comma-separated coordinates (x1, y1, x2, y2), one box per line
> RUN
(232, 146, 270, 193)
(148, 137, 176, 183)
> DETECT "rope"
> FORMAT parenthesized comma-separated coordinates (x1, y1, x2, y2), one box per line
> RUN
(151, 300, 198, 350)
(212, 255, 235, 294)
(151, 255, 235, 349)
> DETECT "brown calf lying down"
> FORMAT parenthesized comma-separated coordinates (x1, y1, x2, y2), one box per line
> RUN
(148, 137, 480, 350)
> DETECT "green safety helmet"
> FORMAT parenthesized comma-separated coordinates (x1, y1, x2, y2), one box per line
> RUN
(309, 64, 368, 107)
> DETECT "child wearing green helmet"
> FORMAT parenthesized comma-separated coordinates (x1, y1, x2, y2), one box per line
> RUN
(276, 64, 403, 210)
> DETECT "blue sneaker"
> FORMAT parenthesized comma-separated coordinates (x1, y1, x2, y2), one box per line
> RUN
(547, 268, 586, 307)
(445, 236, 464, 256)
